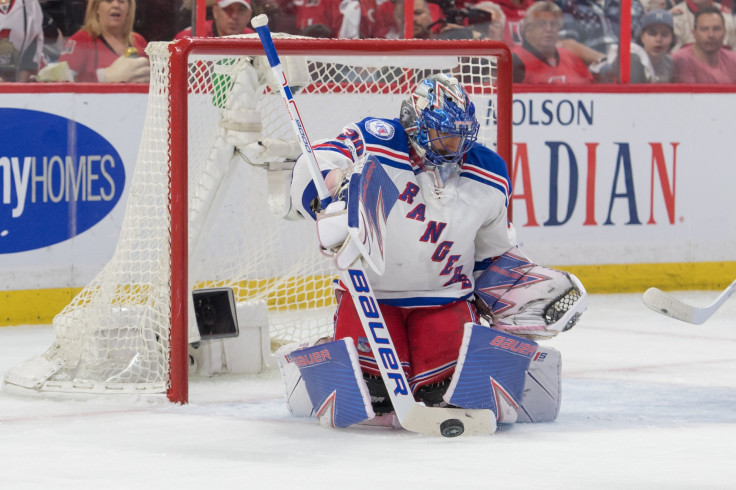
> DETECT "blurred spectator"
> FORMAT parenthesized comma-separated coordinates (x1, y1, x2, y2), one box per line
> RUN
(470, 0, 533, 45)
(293, 0, 390, 38)
(512, 1, 593, 83)
(175, 0, 254, 39)
(644, 0, 674, 11)
(393, 0, 496, 39)
(250, 0, 298, 34)
(553, 0, 646, 60)
(50, 0, 149, 82)
(429, 1, 506, 40)
(669, 0, 735, 50)
(613, 9, 676, 82)
(40, 0, 86, 37)
(468, 1, 506, 40)
(136, 0, 184, 42)
(375, 0, 397, 37)
(41, 11, 64, 63)
(300, 23, 333, 37)
(357, 0, 393, 37)
(393, 0, 434, 38)
(673, 5, 736, 82)
(0, 0, 44, 82)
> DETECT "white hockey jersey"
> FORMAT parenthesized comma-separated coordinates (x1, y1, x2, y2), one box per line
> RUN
(0, 0, 44, 81)
(291, 117, 514, 308)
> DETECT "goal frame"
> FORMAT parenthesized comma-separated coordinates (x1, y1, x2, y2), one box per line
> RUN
(165, 37, 513, 404)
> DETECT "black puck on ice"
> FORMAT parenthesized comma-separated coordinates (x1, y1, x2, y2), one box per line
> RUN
(439, 419, 464, 438)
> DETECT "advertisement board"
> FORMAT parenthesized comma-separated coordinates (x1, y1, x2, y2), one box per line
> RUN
(0, 92, 144, 293)
(512, 92, 736, 267)
(0, 88, 734, 324)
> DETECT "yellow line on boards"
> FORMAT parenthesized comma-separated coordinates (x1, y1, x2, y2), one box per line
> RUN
(557, 261, 736, 294)
(1, 262, 734, 327)
(1, 287, 82, 327)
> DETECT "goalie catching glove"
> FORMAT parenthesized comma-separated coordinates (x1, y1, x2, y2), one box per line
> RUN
(474, 249, 587, 340)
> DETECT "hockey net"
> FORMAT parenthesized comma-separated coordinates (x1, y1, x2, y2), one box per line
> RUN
(4, 36, 511, 402)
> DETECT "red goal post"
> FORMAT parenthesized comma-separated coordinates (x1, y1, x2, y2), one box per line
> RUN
(3, 37, 512, 404)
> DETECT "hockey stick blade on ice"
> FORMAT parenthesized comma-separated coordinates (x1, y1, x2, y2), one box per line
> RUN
(643, 279, 736, 324)
(253, 15, 495, 436)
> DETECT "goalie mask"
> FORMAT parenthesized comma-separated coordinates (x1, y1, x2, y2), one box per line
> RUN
(400, 74, 480, 185)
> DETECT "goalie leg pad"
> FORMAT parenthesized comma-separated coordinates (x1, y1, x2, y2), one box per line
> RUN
(474, 249, 587, 340)
(289, 338, 375, 429)
(517, 346, 562, 423)
(443, 323, 537, 424)
(275, 341, 316, 418)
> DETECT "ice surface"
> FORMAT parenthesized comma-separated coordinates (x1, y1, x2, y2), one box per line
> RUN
(1, 292, 735, 489)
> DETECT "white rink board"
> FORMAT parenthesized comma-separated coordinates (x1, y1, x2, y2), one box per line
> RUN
(511, 92, 736, 265)
(0, 91, 734, 291)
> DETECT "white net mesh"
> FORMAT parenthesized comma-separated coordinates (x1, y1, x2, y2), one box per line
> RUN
(4, 36, 501, 397)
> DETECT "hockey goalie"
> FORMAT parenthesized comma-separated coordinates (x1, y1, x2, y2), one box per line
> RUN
(275, 73, 587, 432)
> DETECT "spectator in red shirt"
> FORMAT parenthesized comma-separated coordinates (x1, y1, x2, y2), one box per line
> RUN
(58, 0, 149, 83)
(669, 0, 736, 50)
(512, 1, 593, 84)
(175, 0, 255, 39)
(294, 0, 390, 38)
(673, 5, 736, 82)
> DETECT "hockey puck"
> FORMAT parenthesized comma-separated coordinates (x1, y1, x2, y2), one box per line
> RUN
(440, 419, 464, 438)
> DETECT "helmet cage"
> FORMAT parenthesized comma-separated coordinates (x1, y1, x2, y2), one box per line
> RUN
(405, 75, 480, 167)
(416, 98, 480, 167)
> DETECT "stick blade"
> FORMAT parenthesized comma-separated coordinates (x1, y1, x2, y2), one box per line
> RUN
(643, 287, 699, 324)
(401, 406, 496, 437)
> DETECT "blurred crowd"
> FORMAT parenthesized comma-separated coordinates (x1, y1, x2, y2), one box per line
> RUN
(2, 0, 736, 83)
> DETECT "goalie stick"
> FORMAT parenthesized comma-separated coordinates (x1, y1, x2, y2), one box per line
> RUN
(252, 14, 495, 437)
(643, 279, 736, 325)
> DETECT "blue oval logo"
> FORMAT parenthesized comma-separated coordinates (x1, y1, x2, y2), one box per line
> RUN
(0, 108, 126, 253)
